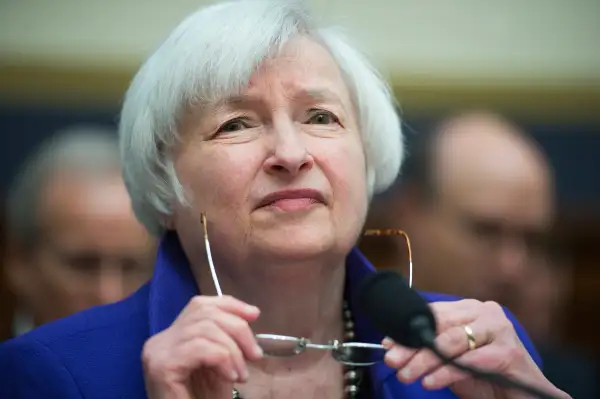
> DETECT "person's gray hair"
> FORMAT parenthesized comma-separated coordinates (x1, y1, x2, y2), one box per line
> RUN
(6, 125, 120, 247)
(119, 0, 404, 236)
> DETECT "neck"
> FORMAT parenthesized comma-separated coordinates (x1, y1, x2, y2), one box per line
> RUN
(196, 254, 347, 347)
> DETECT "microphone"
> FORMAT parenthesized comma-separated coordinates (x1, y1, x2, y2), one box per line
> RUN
(359, 271, 562, 399)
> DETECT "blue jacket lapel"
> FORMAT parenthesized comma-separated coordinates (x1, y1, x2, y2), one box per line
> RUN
(148, 232, 199, 335)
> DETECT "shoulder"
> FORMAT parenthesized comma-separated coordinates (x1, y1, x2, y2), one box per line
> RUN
(419, 291, 543, 368)
(14, 282, 150, 350)
(0, 284, 151, 399)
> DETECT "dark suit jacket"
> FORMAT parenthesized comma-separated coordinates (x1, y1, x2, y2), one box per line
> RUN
(539, 346, 599, 399)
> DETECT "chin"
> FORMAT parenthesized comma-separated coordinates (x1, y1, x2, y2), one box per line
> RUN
(249, 207, 356, 261)
(255, 228, 336, 261)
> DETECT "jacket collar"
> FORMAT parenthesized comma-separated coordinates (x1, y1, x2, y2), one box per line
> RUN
(147, 231, 451, 398)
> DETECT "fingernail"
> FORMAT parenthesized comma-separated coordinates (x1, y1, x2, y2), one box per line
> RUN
(381, 338, 393, 349)
(400, 368, 411, 380)
(254, 345, 263, 358)
(385, 349, 401, 365)
(423, 376, 435, 387)
(231, 371, 239, 381)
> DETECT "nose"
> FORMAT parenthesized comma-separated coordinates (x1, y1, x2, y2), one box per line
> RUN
(495, 238, 528, 284)
(97, 268, 126, 304)
(263, 120, 314, 177)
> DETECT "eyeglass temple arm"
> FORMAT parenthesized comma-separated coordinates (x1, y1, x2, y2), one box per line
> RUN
(363, 229, 413, 288)
(201, 221, 413, 296)
(202, 213, 223, 296)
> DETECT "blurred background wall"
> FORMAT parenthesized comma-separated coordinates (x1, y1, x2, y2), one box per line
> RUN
(2, 0, 599, 82)
(0, 0, 599, 357)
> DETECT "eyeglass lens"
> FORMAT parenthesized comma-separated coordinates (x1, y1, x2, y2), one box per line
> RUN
(256, 334, 386, 366)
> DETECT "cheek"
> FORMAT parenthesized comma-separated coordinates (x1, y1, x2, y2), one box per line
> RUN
(173, 144, 261, 212)
(317, 137, 368, 218)
(175, 150, 248, 207)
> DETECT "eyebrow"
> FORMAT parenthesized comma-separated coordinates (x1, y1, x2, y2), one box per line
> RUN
(301, 88, 347, 111)
(219, 94, 260, 107)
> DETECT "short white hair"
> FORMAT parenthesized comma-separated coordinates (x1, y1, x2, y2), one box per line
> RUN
(119, 0, 404, 236)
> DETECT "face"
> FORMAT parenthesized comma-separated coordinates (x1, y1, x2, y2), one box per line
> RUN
(511, 258, 569, 344)
(410, 166, 554, 307)
(427, 184, 551, 305)
(171, 37, 368, 270)
(7, 172, 156, 325)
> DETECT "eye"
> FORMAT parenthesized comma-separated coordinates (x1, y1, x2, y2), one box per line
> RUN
(217, 118, 251, 134)
(61, 252, 103, 273)
(306, 109, 340, 125)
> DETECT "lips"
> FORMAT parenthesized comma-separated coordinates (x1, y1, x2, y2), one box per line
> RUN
(256, 189, 326, 210)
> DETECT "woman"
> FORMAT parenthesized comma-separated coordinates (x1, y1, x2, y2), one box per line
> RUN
(0, 1, 569, 398)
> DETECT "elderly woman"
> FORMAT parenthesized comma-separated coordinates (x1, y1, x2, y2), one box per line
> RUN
(0, 1, 569, 399)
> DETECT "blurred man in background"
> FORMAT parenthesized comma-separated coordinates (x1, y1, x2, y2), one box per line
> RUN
(396, 111, 554, 307)
(363, 110, 597, 397)
(3, 126, 156, 337)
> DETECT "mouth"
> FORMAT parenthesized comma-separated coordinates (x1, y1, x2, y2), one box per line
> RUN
(256, 189, 326, 211)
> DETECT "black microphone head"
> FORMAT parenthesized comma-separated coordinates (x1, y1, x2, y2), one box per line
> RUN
(359, 270, 436, 348)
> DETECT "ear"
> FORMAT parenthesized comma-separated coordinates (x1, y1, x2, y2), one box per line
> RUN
(395, 184, 421, 217)
(158, 212, 175, 230)
(394, 183, 436, 239)
(3, 235, 35, 300)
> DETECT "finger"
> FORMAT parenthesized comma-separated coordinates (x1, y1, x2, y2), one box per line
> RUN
(382, 337, 394, 349)
(209, 310, 263, 361)
(383, 339, 418, 371)
(183, 337, 240, 383)
(183, 295, 261, 321)
(436, 320, 492, 357)
(395, 319, 492, 384)
(189, 320, 249, 382)
(421, 344, 510, 390)
(212, 295, 261, 320)
(429, 299, 481, 333)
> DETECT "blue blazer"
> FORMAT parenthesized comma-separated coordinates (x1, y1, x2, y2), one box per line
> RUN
(0, 233, 541, 398)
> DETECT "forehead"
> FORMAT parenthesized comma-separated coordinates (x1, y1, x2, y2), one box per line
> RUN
(40, 173, 133, 221)
(37, 173, 152, 248)
(240, 36, 352, 103)
(431, 125, 554, 225)
(438, 171, 554, 228)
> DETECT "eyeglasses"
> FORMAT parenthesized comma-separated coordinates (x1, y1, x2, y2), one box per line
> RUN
(200, 214, 414, 366)
(362, 228, 413, 288)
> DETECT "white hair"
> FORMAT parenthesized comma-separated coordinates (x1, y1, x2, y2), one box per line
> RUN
(119, 0, 404, 236)
(6, 125, 120, 246)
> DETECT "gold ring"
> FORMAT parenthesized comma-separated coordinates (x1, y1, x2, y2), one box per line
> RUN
(464, 325, 477, 351)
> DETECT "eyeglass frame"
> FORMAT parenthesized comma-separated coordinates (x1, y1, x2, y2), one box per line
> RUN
(200, 213, 414, 367)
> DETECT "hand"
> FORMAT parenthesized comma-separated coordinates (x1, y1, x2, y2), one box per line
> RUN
(383, 299, 571, 399)
(142, 295, 263, 399)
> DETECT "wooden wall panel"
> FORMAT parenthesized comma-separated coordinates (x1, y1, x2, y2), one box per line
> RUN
(558, 211, 600, 357)
(0, 203, 16, 341)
